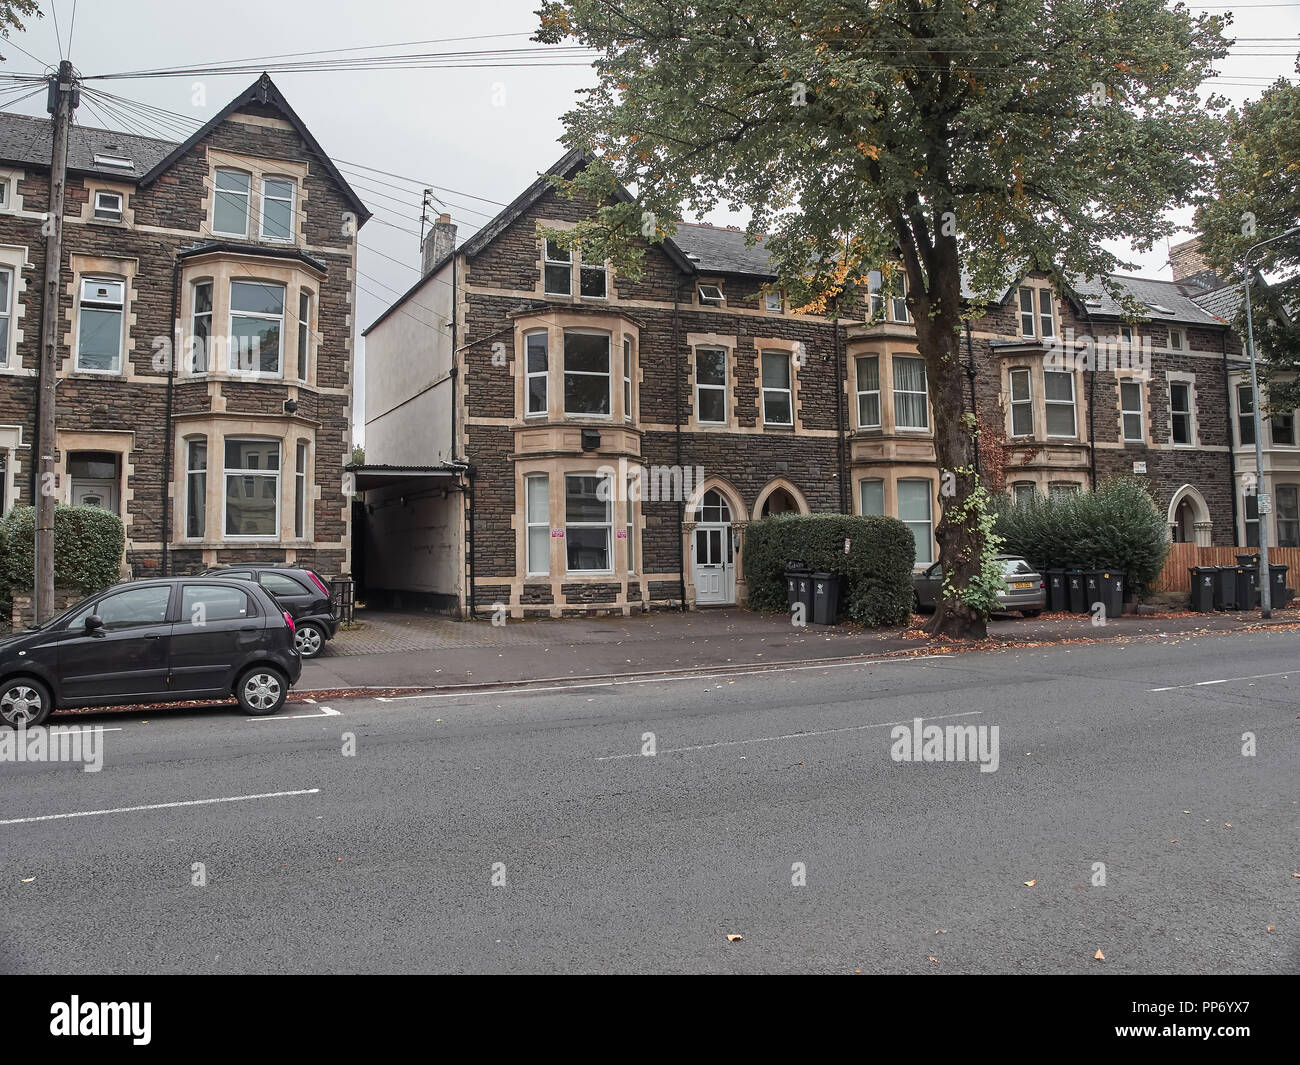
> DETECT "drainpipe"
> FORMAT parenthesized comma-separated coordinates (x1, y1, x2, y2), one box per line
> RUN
(674, 275, 686, 610)
(964, 321, 979, 476)
(161, 258, 180, 576)
(833, 303, 848, 513)
(1221, 328, 1238, 540)
(1080, 303, 1098, 489)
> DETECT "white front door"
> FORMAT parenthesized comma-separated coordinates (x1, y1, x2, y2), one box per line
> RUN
(692, 524, 734, 605)
(72, 480, 118, 514)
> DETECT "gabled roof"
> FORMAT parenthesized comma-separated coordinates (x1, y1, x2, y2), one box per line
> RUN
(139, 73, 370, 224)
(459, 148, 697, 275)
(672, 223, 776, 277)
(0, 111, 174, 178)
(1068, 273, 1224, 325)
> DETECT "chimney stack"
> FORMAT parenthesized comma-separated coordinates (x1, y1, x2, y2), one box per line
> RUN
(1170, 236, 1211, 282)
(422, 212, 456, 276)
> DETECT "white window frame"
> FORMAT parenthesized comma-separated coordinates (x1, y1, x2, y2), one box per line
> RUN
(1168, 378, 1195, 446)
(1050, 482, 1082, 499)
(859, 478, 884, 516)
(0, 265, 12, 369)
(897, 478, 934, 565)
(294, 440, 309, 539)
(1009, 367, 1033, 437)
(1039, 289, 1054, 339)
(765, 291, 782, 313)
(543, 239, 571, 296)
(190, 280, 212, 374)
(296, 289, 311, 381)
(93, 190, 123, 222)
(855, 354, 881, 429)
(761, 350, 793, 426)
(222, 437, 281, 541)
(525, 474, 550, 576)
(892, 355, 929, 431)
(1019, 287, 1036, 338)
(0, 178, 8, 209)
(1273, 408, 1296, 447)
(695, 347, 729, 426)
(562, 331, 612, 418)
(698, 283, 725, 307)
(524, 331, 549, 418)
(1012, 481, 1037, 506)
(260, 176, 296, 242)
(1238, 383, 1256, 446)
(579, 257, 608, 300)
(1277, 484, 1300, 548)
(212, 168, 251, 238)
(75, 276, 125, 375)
(625, 482, 636, 574)
(623, 337, 633, 421)
(185, 436, 207, 539)
(564, 473, 613, 575)
(890, 273, 910, 323)
(1044, 370, 1077, 439)
(1120, 379, 1144, 442)
(868, 270, 885, 318)
(228, 280, 286, 377)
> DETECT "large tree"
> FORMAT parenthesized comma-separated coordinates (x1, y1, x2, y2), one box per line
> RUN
(1196, 58, 1300, 413)
(536, 0, 1229, 637)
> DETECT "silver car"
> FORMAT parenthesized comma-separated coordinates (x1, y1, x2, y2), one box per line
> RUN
(913, 555, 1046, 617)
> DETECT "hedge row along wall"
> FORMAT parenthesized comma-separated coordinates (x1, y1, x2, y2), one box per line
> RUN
(1, 504, 126, 598)
(743, 514, 916, 626)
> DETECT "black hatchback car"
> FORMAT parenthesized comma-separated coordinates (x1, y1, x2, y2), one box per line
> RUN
(200, 564, 338, 658)
(0, 577, 302, 728)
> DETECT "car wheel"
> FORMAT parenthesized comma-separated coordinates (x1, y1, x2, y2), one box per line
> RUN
(0, 677, 53, 729)
(235, 667, 288, 716)
(294, 621, 325, 659)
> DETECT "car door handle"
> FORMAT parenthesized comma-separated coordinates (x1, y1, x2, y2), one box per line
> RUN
(240, 625, 257, 632)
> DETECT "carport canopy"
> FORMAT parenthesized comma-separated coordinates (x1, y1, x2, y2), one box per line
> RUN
(346, 463, 465, 492)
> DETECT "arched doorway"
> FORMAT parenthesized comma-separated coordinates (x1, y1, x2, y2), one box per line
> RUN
(691, 487, 736, 605)
(1167, 484, 1211, 546)
(755, 478, 809, 519)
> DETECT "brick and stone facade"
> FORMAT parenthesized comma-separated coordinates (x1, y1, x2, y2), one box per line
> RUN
(363, 150, 1254, 617)
(0, 75, 367, 580)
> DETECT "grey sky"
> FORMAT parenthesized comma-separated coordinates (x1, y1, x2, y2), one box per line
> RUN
(2, 0, 1296, 446)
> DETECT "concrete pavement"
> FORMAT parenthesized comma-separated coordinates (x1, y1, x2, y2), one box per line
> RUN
(3, 630, 1296, 974)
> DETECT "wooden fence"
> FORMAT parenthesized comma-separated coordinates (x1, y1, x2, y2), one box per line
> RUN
(1149, 543, 1300, 593)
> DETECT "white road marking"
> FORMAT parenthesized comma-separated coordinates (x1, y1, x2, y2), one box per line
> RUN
(1149, 670, 1296, 692)
(249, 705, 341, 721)
(596, 710, 984, 760)
(380, 655, 950, 703)
(0, 788, 320, 826)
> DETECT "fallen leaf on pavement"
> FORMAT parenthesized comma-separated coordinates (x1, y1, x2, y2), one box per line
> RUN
(21, 877, 34, 883)
(929, 956, 938, 963)
(1095, 949, 1106, 961)
(1267, 925, 1276, 932)
(1024, 879, 1037, 887)
(726, 934, 743, 942)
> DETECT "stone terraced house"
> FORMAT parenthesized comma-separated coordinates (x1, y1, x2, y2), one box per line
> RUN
(360, 149, 1269, 618)
(0, 74, 367, 580)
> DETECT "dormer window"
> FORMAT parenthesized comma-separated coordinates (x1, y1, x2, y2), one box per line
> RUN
(260, 176, 296, 242)
(213, 169, 251, 238)
(698, 283, 724, 307)
(93, 191, 123, 222)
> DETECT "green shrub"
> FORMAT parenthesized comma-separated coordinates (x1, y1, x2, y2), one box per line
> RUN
(743, 513, 915, 626)
(993, 476, 1170, 595)
(1, 505, 126, 596)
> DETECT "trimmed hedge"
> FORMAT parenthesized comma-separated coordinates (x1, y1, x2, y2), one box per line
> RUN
(1, 504, 125, 597)
(993, 476, 1170, 594)
(743, 513, 915, 626)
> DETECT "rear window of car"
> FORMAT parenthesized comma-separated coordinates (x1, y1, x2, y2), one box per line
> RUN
(260, 572, 312, 596)
(181, 584, 256, 623)
(1001, 559, 1036, 576)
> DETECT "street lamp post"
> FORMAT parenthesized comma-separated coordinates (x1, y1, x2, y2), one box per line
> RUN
(1242, 225, 1300, 620)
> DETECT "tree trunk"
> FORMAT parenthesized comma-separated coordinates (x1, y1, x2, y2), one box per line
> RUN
(910, 243, 989, 640)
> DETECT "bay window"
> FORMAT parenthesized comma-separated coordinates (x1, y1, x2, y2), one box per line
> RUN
(229, 280, 285, 376)
(191, 281, 212, 373)
(294, 440, 308, 539)
(0, 266, 11, 368)
(761, 351, 793, 425)
(1009, 368, 1033, 437)
(898, 479, 933, 565)
(859, 478, 884, 517)
(565, 474, 611, 572)
(1045, 370, 1076, 437)
(223, 438, 280, 539)
(525, 332, 548, 416)
(296, 290, 311, 380)
(563, 332, 611, 416)
(525, 474, 550, 575)
(185, 437, 207, 538)
(893, 355, 928, 430)
(855, 355, 880, 429)
(623, 338, 633, 420)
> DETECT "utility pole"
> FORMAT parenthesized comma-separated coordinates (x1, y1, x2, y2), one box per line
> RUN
(35, 60, 77, 623)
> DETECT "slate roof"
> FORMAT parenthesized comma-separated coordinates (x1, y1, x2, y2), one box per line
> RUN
(1190, 283, 1242, 322)
(672, 223, 776, 277)
(1068, 273, 1224, 325)
(0, 111, 175, 178)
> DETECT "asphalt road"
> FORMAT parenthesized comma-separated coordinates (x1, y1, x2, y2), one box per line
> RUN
(2, 629, 1297, 974)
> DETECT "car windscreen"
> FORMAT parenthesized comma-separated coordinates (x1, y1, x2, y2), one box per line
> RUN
(1000, 559, 1036, 576)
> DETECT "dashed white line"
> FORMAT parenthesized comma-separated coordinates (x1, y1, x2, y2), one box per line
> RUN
(596, 710, 984, 760)
(0, 788, 321, 826)
(1149, 670, 1296, 692)
(249, 705, 341, 721)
